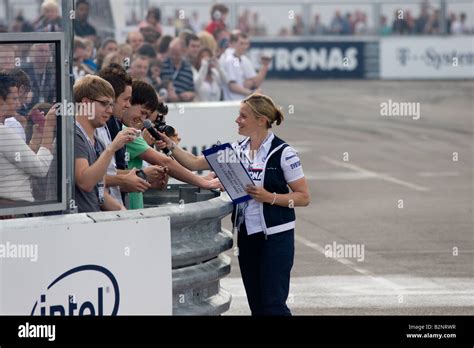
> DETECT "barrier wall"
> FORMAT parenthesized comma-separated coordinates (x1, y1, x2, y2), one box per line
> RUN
(0, 213, 172, 315)
(0, 189, 234, 315)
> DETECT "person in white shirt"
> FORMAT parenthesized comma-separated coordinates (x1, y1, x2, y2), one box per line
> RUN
(451, 12, 469, 35)
(221, 32, 270, 101)
(192, 47, 228, 101)
(0, 72, 55, 203)
(154, 93, 310, 315)
(4, 115, 26, 142)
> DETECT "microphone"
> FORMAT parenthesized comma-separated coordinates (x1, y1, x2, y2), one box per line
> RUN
(143, 119, 172, 156)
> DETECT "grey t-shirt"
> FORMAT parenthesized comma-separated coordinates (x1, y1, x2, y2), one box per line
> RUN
(74, 125, 105, 213)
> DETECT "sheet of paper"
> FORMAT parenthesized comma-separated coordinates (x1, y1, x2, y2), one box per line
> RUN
(203, 143, 254, 204)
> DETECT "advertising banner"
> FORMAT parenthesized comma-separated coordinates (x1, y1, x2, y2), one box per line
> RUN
(380, 37, 474, 79)
(0, 217, 172, 315)
(248, 40, 366, 78)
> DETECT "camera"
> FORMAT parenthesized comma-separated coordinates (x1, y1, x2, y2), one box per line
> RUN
(154, 101, 176, 137)
(154, 119, 176, 138)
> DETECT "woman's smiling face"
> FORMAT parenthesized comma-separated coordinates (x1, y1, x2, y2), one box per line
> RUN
(235, 103, 266, 136)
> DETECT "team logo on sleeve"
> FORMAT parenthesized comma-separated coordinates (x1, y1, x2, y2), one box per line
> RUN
(290, 161, 301, 170)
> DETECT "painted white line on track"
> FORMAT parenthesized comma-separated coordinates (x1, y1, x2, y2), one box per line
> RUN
(304, 172, 376, 180)
(320, 156, 430, 192)
(221, 276, 474, 314)
(295, 234, 403, 291)
(416, 171, 459, 177)
(304, 171, 460, 181)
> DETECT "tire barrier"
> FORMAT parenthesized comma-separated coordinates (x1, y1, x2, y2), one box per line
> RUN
(143, 185, 234, 315)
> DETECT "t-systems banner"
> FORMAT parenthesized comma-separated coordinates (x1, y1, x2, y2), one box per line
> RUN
(380, 37, 474, 79)
(248, 40, 365, 78)
(0, 216, 172, 315)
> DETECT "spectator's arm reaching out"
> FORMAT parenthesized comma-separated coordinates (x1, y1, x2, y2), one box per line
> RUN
(105, 168, 151, 193)
(229, 81, 253, 96)
(140, 148, 219, 189)
(155, 130, 209, 171)
(75, 129, 135, 193)
(245, 57, 270, 89)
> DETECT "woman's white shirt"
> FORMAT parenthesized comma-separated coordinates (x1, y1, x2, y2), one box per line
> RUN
(193, 59, 228, 102)
(232, 132, 305, 235)
(4, 117, 26, 142)
(0, 124, 53, 202)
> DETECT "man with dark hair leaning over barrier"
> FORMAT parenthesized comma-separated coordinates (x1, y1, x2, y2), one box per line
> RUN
(121, 79, 222, 209)
(73, 75, 138, 213)
(97, 63, 165, 208)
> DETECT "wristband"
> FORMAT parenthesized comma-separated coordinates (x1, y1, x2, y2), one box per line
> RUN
(271, 192, 277, 205)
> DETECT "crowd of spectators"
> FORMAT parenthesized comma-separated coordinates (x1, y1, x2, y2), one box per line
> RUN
(1, 0, 271, 215)
(1, 0, 473, 216)
(2, 1, 473, 37)
(67, 1, 269, 103)
(289, 6, 472, 36)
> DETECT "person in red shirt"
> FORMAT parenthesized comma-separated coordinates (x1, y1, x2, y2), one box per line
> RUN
(205, 4, 229, 39)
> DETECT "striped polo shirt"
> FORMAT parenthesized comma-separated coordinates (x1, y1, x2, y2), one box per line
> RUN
(160, 57, 195, 95)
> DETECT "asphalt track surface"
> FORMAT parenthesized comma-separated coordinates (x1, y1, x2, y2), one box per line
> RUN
(221, 79, 474, 315)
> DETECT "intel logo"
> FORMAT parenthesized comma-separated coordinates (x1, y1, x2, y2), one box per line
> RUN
(31, 265, 120, 316)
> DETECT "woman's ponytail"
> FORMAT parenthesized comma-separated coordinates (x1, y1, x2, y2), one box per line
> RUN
(243, 93, 285, 128)
(274, 107, 284, 126)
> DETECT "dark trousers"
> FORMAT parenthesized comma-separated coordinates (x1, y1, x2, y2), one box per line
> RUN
(237, 223, 294, 316)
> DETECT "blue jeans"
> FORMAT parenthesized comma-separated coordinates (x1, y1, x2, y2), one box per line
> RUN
(237, 223, 295, 316)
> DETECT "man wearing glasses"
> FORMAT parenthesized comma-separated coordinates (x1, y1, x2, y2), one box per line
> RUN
(74, 75, 137, 213)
